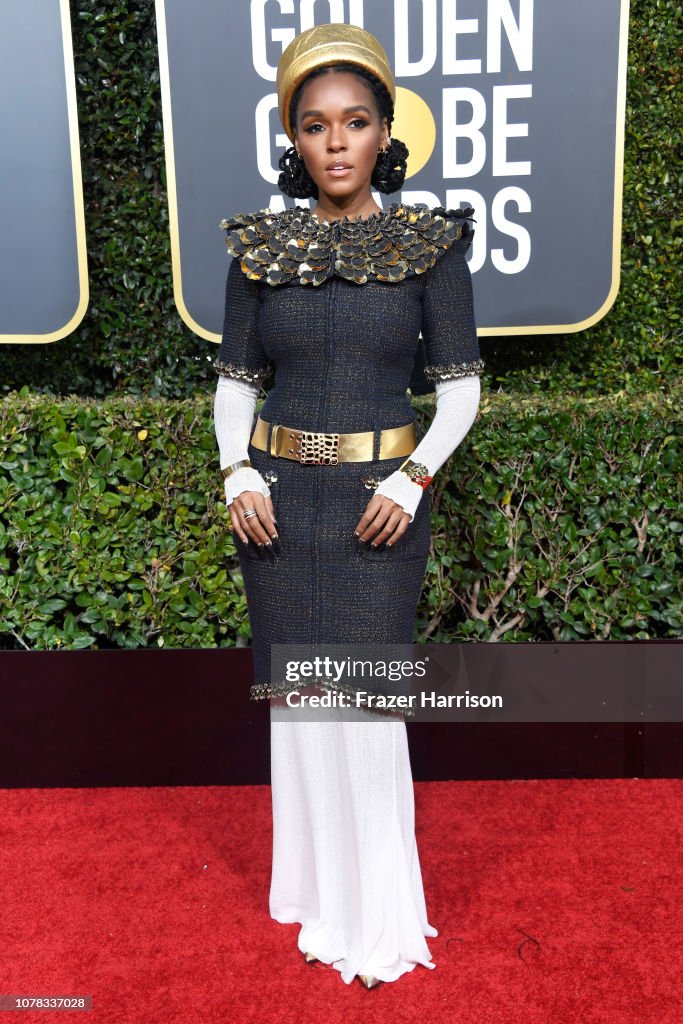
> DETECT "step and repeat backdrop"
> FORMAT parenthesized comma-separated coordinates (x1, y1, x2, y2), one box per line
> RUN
(1, 0, 629, 346)
(0, 0, 88, 344)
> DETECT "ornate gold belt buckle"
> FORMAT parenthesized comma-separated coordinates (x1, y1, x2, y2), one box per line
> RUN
(288, 429, 339, 464)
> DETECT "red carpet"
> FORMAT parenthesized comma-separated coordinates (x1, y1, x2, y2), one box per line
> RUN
(0, 779, 680, 1023)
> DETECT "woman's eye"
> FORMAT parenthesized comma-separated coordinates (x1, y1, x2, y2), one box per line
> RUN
(303, 118, 369, 133)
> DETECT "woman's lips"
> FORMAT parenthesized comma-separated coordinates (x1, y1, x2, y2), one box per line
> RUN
(326, 166, 352, 176)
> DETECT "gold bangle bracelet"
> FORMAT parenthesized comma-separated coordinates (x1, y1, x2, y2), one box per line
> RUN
(398, 458, 432, 489)
(221, 459, 252, 480)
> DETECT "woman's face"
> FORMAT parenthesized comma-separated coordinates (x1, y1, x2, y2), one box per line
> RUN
(293, 70, 388, 205)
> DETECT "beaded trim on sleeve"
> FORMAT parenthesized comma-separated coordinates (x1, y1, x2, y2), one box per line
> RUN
(423, 358, 486, 381)
(219, 203, 475, 287)
(250, 679, 415, 719)
(213, 358, 272, 384)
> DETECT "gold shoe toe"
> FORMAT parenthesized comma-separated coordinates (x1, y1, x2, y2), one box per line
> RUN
(358, 974, 382, 989)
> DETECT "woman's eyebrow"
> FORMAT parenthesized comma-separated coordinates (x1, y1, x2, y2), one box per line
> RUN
(300, 104, 372, 119)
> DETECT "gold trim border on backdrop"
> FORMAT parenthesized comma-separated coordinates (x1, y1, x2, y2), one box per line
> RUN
(1, 0, 89, 345)
(155, 0, 215, 342)
(155, 0, 629, 342)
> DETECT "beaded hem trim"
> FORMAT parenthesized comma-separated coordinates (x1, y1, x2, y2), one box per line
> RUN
(219, 203, 475, 287)
(250, 679, 415, 719)
(424, 358, 486, 381)
(213, 358, 272, 384)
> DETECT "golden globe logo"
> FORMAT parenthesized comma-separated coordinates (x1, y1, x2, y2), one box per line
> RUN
(156, 0, 628, 338)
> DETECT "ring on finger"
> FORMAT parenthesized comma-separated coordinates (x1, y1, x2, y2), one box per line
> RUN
(243, 509, 258, 520)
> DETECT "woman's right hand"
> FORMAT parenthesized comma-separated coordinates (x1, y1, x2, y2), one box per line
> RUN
(229, 490, 279, 551)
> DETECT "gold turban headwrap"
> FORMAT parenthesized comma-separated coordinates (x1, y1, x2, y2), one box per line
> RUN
(276, 23, 395, 144)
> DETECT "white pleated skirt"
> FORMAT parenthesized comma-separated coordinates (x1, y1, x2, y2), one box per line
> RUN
(268, 700, 438, 985)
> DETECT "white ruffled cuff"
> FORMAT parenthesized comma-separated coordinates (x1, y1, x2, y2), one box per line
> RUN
(224, 467, 271, 507)
(373, 471, 424, 523)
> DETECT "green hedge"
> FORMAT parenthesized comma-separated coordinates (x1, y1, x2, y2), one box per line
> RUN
(1, 388, 680, 651)
(0, 0, 681, 399)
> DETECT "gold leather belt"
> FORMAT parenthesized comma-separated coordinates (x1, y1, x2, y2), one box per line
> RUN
(251, 415, 416, 464)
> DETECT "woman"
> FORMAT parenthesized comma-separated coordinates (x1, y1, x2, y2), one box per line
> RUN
(213, 24, 484, 988)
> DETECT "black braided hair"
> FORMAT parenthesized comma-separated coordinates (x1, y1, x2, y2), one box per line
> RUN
(277, 63, 409, 199)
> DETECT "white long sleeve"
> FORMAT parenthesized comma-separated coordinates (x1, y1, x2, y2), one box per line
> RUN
(373, 375, 481, 522)
(213, 375, 271, 506)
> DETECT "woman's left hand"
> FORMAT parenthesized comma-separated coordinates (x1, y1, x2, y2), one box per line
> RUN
(354, 495, 411, 548)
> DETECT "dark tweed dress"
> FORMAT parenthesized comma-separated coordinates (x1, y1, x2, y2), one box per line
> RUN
(214, 202, 485, 704)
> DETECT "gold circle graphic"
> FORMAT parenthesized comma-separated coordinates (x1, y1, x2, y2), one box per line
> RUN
(392, 87, 436, 178)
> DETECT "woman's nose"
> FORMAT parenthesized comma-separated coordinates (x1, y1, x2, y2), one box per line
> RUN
(327, 125, 346, 150)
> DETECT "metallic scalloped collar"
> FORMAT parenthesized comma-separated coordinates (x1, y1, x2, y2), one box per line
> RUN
(219, 203, 474, 286)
